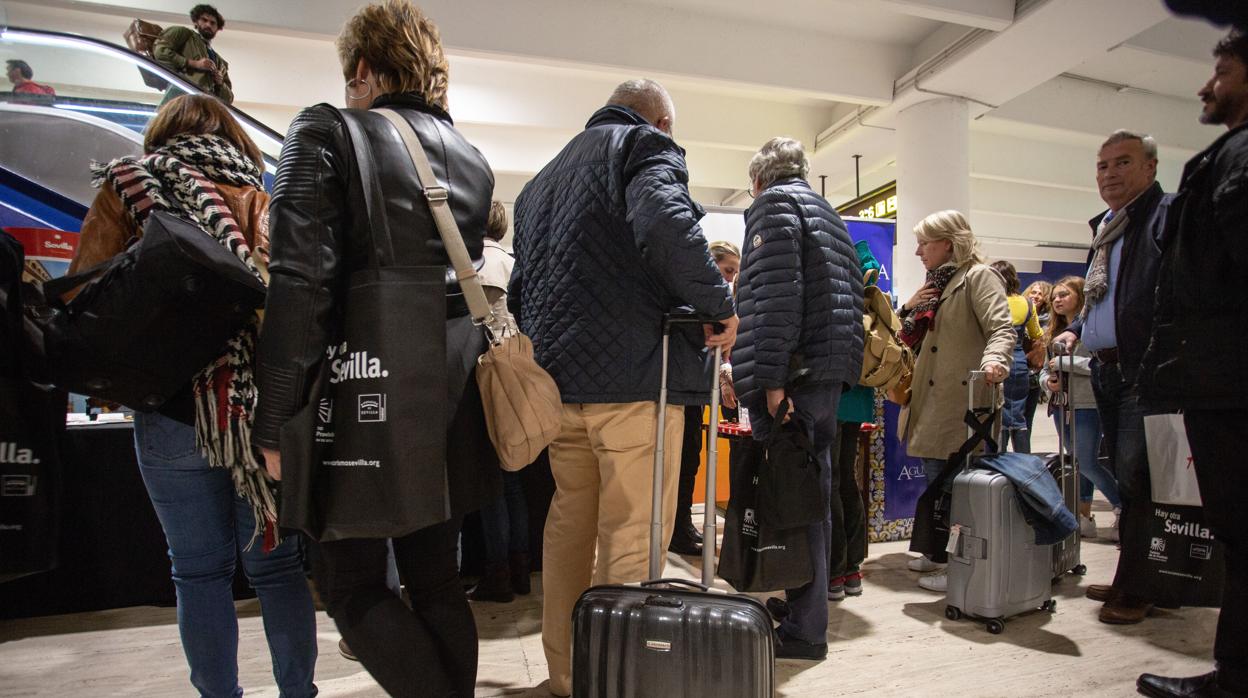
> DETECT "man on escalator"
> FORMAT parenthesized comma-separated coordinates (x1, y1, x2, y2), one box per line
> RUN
(5, 60, 56, 99)
(152, 4, 233, 104)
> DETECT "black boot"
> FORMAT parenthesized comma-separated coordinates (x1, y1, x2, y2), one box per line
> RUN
(467, 562, 514, 603)
(668, 516, 702, 556)
(682, 514, 704, 545)
(509, 552, 532, 596)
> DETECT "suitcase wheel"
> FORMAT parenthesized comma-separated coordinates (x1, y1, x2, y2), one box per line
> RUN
(986, 618, 1006, 634)
(1042, 599, 1057, 613)
(944, 605, 962, 621)
(1073, 564, 1087, 576)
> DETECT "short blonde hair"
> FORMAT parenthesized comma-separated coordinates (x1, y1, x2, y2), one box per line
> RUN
(914, 210, 984, 267)
(337, 0, 449, 110)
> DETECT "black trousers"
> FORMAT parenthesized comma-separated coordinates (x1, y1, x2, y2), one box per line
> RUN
(1184, 410, 1248, 692)
(828, 421, 867, 578)
(312, 519, 476, 697)
(675, 405, 704, 526)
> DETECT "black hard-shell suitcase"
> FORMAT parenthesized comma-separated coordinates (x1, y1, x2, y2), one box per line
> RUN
(571, 316, 774, 698)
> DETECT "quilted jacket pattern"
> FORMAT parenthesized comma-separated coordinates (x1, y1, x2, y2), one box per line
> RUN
(732, 178, 864, 409)
(509, 105, 735, 405)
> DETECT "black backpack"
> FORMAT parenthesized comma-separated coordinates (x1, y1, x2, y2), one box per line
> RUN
(27, 211, 265, 411)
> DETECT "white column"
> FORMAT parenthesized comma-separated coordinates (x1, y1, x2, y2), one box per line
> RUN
(895, 97, 970, 301)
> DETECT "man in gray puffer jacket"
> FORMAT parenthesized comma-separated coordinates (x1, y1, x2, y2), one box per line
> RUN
(509, 79, 736, 697)
(732, 137, 864, 661)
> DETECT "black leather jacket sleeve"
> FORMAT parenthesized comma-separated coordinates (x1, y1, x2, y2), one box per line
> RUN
(253, 104, 349, 449)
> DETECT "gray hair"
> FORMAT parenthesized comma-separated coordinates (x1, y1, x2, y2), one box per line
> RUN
(607, 79, 673, 126)
(1101, 129, 1158, 160)
(747, 137, 810, 189)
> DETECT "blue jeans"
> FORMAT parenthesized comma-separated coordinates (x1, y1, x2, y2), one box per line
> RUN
(1054, 408, 1121, 508)
(479, 469, 529, 563)
(1001, 347, 1031, 453)
(751, 384, 842, 644)
(134, 412, 318, 698)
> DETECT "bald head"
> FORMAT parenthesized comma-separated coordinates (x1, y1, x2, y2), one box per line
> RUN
(607, 79, 675, 134)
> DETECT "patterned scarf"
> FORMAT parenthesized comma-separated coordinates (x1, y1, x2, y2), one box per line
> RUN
(92, 134, 276, 550)
(1084, 210, 1128, 308)
(899, 263, 959, 349)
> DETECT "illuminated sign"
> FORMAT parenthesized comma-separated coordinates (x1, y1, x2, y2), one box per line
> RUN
(836, 182, 897, 220)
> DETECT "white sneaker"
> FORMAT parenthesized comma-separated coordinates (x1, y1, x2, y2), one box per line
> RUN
(1079, 514, 1098, 539)
(1106, 507, 1121, 543)
(918, 571, 948, 592)
(908, 555, 943, 573)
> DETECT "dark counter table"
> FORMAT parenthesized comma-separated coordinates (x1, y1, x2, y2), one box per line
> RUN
(1, 421, 251, 619)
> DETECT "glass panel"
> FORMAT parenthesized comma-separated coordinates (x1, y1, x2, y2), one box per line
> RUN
(0, 28, 282, 168)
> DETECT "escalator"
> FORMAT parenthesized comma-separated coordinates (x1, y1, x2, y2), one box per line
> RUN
(0, 23, 284, 280)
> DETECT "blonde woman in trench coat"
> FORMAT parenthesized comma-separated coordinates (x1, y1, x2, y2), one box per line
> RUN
(897, 210, 1014, 590)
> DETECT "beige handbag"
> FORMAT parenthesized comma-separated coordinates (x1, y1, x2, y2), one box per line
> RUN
(376, 109, 562, 471)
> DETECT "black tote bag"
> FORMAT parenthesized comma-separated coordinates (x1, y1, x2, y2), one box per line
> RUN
(0, 233, 62, 581)
(756, 401, 825, 530)
(718, 439, 814, 593)
(1117, 500, 1225, 608)
(278, 109, 450, 542)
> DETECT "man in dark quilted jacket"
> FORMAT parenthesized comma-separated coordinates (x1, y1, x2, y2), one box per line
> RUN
(509, 78, 736, 697)
(731, 137, 865, 662)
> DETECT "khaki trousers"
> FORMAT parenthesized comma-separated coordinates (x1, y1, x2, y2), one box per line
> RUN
(541, 401, 684, 696)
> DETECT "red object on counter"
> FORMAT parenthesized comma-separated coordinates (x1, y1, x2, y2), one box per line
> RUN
(717, 421, 752, 437)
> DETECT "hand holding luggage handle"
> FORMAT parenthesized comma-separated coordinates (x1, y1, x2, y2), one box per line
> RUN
(650, 315, 722, 586)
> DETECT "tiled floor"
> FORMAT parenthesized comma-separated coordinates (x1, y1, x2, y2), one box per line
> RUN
(0, 418, 1219, 696)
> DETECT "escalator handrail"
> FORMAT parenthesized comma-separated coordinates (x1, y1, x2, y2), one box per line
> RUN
(0, 25, 285, 146)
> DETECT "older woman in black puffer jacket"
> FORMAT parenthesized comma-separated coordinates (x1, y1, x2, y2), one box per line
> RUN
(730, 136, 864, 661)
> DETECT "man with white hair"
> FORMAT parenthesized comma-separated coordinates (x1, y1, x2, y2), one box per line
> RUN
(510, 78, 737, 696)
(729, 137, 864, 660)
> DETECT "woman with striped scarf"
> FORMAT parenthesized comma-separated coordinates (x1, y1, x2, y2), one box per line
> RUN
(67, 94, 317, 698)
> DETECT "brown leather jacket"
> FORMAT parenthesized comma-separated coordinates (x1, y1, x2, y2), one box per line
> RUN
(68, 183, 271, 277)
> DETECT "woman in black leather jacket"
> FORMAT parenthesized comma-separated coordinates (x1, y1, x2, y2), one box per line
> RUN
(252, 2, 497, 694)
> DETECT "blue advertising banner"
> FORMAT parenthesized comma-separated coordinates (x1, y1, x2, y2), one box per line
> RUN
(881, 401, 927, 522)
(842, 218, 926, 542)
(844, 217, 895, 295)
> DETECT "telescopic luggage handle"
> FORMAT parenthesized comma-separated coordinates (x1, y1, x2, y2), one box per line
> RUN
(963, 370, 1003, 469)
(650, 313, 724, 586)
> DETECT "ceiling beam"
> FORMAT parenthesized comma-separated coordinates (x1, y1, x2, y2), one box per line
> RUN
(984, 75, 1219, 154)
(869, 0, 1014, 31)
(46, 0, 907, 105)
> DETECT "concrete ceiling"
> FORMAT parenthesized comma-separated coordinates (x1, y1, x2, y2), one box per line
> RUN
(3, 0, 1231, 262)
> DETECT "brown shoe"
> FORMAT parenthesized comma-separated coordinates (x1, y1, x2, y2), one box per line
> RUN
(1099, 594, 1154, 624)
(1085, 584, 1117, 602)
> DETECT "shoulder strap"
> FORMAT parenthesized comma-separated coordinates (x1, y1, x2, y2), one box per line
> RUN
(338, 108, 395, 269)
(373, 108, 493, 327)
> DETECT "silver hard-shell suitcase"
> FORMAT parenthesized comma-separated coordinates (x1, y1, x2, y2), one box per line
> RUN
(944, 371, 1055, 634)
(571, 317, 774, 697)
(1049, 342, 1086, 579)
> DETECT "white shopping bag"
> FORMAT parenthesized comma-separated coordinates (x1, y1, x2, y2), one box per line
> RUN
(1144, 413, 1202, 507)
